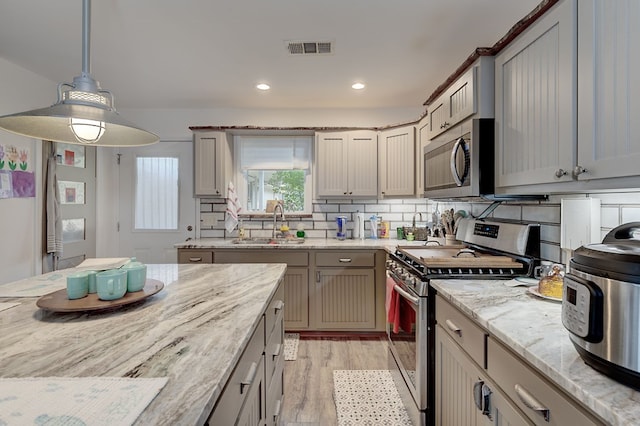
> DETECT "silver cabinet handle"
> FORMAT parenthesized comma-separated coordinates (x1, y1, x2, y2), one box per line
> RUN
(189, 257, 202, 262)
(274, 300, 284, 313)
(272, 343, 282, 358)
(514, 383, 550, 422)
(240, 361, 258, 394)
(339, 258, 352, 263)
(445, 319, 462, 337)
(273, 399, 282, 420)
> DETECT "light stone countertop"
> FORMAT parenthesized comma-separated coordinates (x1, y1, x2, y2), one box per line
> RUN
(430, 279, 640, 426)
(0, 263, 287, 425)
(175, 237, 446, 250)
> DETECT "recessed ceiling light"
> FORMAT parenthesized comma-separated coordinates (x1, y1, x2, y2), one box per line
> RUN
(352, 82, 365, 90)
(256, 83, 271, 91)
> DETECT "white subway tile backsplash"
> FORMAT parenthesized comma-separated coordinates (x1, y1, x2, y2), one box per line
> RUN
(522, 204, 560, 223)
(389, 204, 416, 213)
(314, 203, 339, 213)
(540, 224, 560, 244)
(492, 205, 522, 221)
(340, 204, 365, 213)
(601, 207, 619, 229)
(621, 207, 640, 223)
(366, 204, 390, 213)
(200, 229, 225, 238)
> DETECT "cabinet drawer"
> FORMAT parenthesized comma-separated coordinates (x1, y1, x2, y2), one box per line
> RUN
(207, 316, 265, 425)
(177, 250, 213, 264)
(436, 295, 487, 368)
(487, 337, 601, 426)
(265, 310, 284, 390)
(215, 250, 308, 266)
(315, 251, 375, 267)
(265, 282, 285, 343)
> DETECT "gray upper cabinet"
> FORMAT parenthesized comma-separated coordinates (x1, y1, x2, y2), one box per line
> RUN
(427, 67, 476, 140)
(494, 0, 576, 191)
(193, 131, 232, 197)
(315, 130, 378, 198)
(577, 0, 640, 183)
(378, 125, 416, 198)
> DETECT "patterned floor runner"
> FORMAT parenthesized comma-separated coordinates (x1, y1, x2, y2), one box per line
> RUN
(284, 332, 299, 361)
(333, 369, 413, 425)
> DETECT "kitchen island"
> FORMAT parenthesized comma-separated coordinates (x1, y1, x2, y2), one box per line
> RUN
(0, 263, 286, 425)
(431, 278, 639, 425)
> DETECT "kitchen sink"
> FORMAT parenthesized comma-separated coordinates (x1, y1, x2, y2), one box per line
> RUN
(232, 237, 305, 245)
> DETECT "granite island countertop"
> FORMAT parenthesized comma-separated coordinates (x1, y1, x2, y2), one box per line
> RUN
(430, 279, 640, 425)
(0, 263, 286, 425)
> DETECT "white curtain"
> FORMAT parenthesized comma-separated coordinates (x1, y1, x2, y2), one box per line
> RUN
(238, 136, 311, 170)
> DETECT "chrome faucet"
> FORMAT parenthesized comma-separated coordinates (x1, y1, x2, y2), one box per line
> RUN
(272, 203, 285, 238)
(412, 212, 423, 228)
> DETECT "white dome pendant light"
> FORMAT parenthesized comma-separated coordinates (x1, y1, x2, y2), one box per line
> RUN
(0, 0, 159, 147)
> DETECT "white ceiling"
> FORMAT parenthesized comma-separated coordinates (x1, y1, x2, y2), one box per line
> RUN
(0, 0, 541, 111)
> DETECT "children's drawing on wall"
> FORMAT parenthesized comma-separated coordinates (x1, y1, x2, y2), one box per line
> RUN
(0, 143, 35, 199)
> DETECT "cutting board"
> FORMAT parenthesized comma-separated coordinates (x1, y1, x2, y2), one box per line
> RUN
(420, 254, 522, 268)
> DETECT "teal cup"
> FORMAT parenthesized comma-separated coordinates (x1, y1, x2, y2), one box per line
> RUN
(87, 270, 98, 294)
(96, 269, 127, 301)
(66, 271, 89, 300)
(124, 264, 147, 292)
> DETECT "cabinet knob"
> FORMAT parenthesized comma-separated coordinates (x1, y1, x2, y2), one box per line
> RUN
(573, 165, 588, 177)
(554, 169, 567, 178)
(344, 192, 348, 195)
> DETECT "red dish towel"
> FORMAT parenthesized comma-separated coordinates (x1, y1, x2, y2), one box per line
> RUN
(386, 276, 401, 333)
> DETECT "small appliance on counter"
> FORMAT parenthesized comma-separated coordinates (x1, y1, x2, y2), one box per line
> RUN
(336, 216, 347, 240)
(562, 222, 640, 390)
(354, 212, 365, 240)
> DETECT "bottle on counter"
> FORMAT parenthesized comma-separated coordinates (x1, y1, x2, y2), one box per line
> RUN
(238, 220, 245, 240)
(296, 223, 305, 238)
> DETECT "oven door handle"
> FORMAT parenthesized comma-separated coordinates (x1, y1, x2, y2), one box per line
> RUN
(393, 284, 420, 307)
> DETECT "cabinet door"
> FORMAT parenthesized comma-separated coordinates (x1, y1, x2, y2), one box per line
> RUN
(194, 131, 230, 197)
(495, 0, 575, 188)
(347, 131, 378, 197)
(436, 326, 531, 426)
(428, 98, 448, 140)
(314, 268, 375, 329)
(236, 354, 266, 426)
(379, 126, 416, 197)
(177, 249, 213, 264)
(447, 67, 476, 126)
(315, 132, 348, 196)
(577, 0, 640, 181)
(283, 267, 309, 329)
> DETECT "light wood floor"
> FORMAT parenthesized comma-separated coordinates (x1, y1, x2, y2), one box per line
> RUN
(280, 336, 390, 426)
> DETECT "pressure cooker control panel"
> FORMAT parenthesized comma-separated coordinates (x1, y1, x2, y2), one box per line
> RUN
(562, 274, 603, 343)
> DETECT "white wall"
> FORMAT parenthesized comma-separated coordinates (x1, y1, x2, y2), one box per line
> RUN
(0, 58, 55, 284)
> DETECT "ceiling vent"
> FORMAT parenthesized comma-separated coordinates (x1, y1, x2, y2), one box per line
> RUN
(286, 40, 333, 55)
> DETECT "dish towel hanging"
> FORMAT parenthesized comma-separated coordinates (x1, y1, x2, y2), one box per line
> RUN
(46, 153, 63, 263)
(225, 181, 241, 233)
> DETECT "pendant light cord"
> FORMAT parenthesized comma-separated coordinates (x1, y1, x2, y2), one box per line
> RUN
(82, 0, 91, 76)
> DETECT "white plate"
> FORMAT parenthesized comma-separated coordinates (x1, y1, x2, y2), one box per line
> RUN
(526, 286, 562, 302)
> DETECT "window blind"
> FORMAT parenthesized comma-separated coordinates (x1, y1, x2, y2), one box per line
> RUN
(238, 136, 311, 170)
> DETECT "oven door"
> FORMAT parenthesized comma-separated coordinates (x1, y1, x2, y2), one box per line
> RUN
(387, 274, 429, 412)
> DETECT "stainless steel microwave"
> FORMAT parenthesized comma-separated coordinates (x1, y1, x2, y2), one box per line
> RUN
(423, 118, 494, 199)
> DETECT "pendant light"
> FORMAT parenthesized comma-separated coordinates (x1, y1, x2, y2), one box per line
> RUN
(0, 0, 159, 147)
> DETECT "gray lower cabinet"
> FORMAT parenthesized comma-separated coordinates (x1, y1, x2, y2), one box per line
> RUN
(313, 251, 377, 330)
(435, 294, 603, 426)
(179, 247, 386, 331)
(206, 281, 285, 426)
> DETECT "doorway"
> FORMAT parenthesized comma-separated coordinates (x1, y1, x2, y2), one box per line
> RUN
(117, 141, 196, 263)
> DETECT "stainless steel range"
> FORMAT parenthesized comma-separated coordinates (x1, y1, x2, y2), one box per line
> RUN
(386, 218, 540, 426)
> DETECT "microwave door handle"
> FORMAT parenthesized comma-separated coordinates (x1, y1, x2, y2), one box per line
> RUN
(450, 137, 470, 187)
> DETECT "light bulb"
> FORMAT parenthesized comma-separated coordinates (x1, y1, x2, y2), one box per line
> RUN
(69, 118, 106, 144)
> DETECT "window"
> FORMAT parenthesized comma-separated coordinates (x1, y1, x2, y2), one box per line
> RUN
(134, 157, 179, 230)
(235, 136, 312, 214)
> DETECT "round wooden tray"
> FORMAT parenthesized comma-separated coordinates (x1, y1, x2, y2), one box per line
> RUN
(36, 279, 164, 312)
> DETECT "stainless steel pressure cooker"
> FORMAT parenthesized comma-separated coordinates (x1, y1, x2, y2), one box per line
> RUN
(562, 222, 640, 390)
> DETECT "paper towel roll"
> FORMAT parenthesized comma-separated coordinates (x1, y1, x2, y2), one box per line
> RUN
(354, 212, 365, 240)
